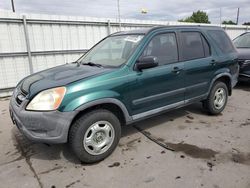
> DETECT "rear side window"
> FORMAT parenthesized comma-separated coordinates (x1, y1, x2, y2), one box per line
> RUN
(142, 33, 178, 65)
(180, 32, 210, 61)
(207, 30, 235, 54)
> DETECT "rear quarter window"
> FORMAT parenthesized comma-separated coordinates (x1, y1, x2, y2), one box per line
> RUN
(207, 30, 236, 54)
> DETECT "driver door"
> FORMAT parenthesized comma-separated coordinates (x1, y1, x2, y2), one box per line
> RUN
(129, 32, 185, 118)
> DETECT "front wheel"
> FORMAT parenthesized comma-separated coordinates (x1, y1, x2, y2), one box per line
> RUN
(69, 109, 121, 163)
(203, 81, 228, 115)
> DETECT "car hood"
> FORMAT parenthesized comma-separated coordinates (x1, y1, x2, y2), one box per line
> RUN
(20, 63, 112, 98)
(237, 48, 250, 60)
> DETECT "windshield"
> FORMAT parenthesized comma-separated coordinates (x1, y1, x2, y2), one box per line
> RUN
(78, 34, 144, 67)
(233, 33, 250, 48)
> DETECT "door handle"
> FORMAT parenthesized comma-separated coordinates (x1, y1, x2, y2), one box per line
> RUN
(210, 59, 217, 66)
(172, 67, 182, 74)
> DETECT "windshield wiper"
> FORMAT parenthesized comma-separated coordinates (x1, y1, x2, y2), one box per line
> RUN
(71, 61, 81, 67)
(81, 62, 103, 68)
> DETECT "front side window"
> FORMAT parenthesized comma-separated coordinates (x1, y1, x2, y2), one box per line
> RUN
(180, 32, 210, 61)
(141, 33, 178, 66)
(233, 32, 250, 48)
(78, 35, 144, 67)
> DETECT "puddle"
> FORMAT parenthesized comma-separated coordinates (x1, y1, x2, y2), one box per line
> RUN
(12, 129, 37, 158)
(178, 125, 186, 130)
(175, 176, 181, 179)
(156, 138, 165, 142)
(231, 153, 250, 165)
(108, 162, 120, 168)
(133, 125, 217, 157)
(164, 142, 218, 159)
(214, 150, 250, 166)
(133, 125, 249, 165)
(207, 161, 215, 171)
(126, 138, 141, 147)
(144, 176, 155, 183)
(119, 137, 141, 153)
(240, 121, 250, 127)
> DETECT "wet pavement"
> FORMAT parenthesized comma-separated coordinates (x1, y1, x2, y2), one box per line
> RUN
(0, 82, 250, 188)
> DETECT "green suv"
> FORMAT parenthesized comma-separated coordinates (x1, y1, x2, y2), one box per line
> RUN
(10, 26, 239, 163)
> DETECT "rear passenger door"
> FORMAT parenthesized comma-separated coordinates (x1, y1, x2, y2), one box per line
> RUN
(179, 30, 215, 102)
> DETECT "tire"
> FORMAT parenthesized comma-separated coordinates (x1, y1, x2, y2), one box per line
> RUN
(69, 109, 121, 163)
(203, 81, 228, 115)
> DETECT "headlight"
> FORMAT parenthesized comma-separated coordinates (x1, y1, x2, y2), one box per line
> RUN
(26, 87, 66, 111)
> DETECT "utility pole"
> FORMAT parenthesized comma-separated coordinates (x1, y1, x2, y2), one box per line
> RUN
(236, 7, 240, 25)
(117, 0, 121, 30)
(11, 0, 15, 12)
(220, 7, 222, 26)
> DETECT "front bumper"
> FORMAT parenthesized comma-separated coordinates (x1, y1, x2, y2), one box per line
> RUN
(239, 73, 250, 82)
(238, 59, 250, 82)
(9, 95, 76, 144)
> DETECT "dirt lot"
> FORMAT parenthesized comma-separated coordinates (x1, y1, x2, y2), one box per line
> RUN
(0, 83, 250, 188)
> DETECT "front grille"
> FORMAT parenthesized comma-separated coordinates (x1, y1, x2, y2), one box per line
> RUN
(16, 96, 22, 105)
(15, 91, 27, 105)
(20, 87, 28, 95)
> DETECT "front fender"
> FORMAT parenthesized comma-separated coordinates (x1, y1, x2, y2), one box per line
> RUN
(75, 98, 132, 123)
(60, 90, 120, 111)
(59, 90, 132, 123)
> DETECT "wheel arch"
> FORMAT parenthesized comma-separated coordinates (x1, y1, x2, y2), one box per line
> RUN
(69, 98, 132, 129)
(209, 73, 232, 96)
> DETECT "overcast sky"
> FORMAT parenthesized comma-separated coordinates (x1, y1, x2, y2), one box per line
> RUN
(0, 0, 249, 24)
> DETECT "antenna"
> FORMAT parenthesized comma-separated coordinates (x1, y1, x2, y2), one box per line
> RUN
(65, 26, 69, 64)
(220, 8, 222, 26)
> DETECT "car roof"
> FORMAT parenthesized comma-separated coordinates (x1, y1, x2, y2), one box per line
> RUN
(111, 25, 222, 36)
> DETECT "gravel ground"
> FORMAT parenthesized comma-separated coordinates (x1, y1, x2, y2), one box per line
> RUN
(0, 83, 249, 188)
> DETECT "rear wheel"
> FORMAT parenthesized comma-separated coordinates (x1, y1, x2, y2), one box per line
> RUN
(69, 109, 121, 163)
(203, 81, 228, 115)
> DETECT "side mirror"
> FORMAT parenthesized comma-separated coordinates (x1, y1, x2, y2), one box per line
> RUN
(136, 56, 159, 71)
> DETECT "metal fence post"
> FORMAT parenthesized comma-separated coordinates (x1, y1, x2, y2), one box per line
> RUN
(22, 15, 33, 74)
(107, 20, 111, 35)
